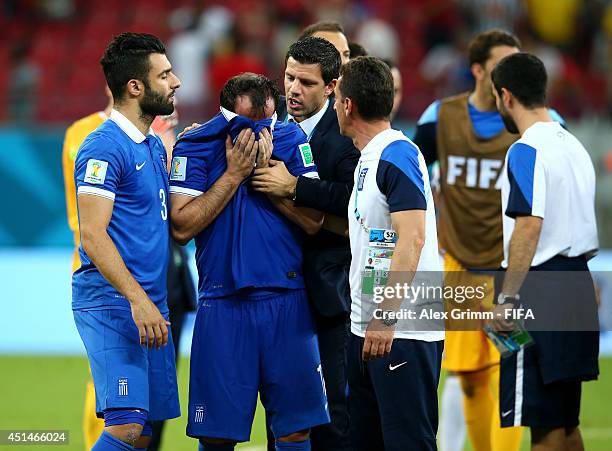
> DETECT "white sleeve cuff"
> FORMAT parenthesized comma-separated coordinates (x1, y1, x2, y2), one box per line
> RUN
(77, 186, 115, 200)
(169, 186, 204, 197)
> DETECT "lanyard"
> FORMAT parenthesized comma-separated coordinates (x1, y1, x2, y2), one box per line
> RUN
(354, 160, 369, 233)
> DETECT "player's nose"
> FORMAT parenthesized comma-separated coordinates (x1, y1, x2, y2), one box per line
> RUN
(289, 80, 301, 96)
(171, 73, 181, 90)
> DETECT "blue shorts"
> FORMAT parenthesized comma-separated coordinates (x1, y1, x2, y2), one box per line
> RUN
(73, 309, 180, 422)
(497, 254, 599, 428)
(500, 344, 584, 429)
(187, 289, 330, 442)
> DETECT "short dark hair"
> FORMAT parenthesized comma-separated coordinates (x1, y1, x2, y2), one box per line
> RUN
(491, 52, 547, 108)
(468, 29, 521, 67)
(299, 21, 345, 40)
(100, 32, 166, 101)
(286, 37, 341, 85)
(349, 41, 368, 59)
(220, 72, 280, 117)
(339, 56, 394, 120)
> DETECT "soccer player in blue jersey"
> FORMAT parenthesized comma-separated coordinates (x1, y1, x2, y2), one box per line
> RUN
(169, 73, 329, 451)
(72, 32, 181, 451)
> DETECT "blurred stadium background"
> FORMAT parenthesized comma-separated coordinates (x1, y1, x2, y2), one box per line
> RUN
(0, 0, 611, 450)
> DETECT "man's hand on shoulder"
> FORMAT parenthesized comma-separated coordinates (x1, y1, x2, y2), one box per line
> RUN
(177, 122, 201, 139)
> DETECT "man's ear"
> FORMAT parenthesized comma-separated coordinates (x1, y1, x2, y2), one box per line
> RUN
(502, 87, 512, 109)
(325, 79, 337, 98)
(470, 63, 485, 82)
(345, 97, 353, 117)
(126, 79, 144, 99)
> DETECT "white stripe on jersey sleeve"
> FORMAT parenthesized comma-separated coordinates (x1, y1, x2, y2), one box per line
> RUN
(77, 186, 116, 200)
(169, 186, 204, 197)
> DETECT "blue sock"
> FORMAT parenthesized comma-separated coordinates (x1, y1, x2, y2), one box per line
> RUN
(198, 441, 235, 451)
(275, 439, 311, 450)
(92, 430, 134, 451)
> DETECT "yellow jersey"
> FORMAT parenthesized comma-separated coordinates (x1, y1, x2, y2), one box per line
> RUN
(62, 111, 108, 272)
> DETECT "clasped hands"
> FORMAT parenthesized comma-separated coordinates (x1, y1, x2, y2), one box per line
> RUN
(179, 123, 296, 196)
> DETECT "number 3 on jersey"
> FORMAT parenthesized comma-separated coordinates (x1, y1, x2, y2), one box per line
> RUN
(159, 189, 167, 220)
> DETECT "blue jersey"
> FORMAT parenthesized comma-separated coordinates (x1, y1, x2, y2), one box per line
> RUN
(414, 96, 566, 171)
(417, 99, 565, 139)
(169, 108, 319, 299)
(72, 110, 170, 314)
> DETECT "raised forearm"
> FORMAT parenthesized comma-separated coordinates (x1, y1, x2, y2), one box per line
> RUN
(268, 196, 324, 235)
(294, 176, 353, 217)
(171, 172, 243, 243)
(322, 214, 349, 237)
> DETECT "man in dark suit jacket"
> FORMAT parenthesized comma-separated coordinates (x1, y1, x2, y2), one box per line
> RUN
(252, 36, 359, 451)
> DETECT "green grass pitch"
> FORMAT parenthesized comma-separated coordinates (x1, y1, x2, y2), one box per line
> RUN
(0, 356, 610, 450)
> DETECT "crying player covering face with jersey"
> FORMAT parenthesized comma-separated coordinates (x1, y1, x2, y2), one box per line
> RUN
(169, 73, 330, 450)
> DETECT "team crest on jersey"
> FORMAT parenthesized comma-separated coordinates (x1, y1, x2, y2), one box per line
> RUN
(194, 404, 205, 423)
(170, 156, 187, 181)
(118, 378, 128, 396)
(357, 167, 369, 191)
(299, 143, 315, 167)
(84, 159, 108, 184)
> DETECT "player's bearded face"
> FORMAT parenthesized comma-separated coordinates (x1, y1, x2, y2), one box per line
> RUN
(498, 99, 519, 134)
(140, 80, 175, 117)
(500, 109, 519, 134)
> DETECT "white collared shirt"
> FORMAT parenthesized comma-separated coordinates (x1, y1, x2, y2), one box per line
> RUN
(109, 109, 155, 143)
(220, 107, 278, 131)
(287, 98, 329, 141)
(500, 121, 598, 267)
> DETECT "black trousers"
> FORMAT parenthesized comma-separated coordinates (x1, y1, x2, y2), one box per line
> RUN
(267, 312, 351, 450)
(348, 333, 443, 451)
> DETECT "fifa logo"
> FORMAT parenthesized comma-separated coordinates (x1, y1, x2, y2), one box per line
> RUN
(173, 159, 181, 176)
(194, 405, 205, 423)
(91, 162, 102, 178)
(118, 378, 128, 396)
(446, 155, 503, 189)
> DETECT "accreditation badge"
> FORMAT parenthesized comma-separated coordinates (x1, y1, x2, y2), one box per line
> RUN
(362, 228, 396, 296)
